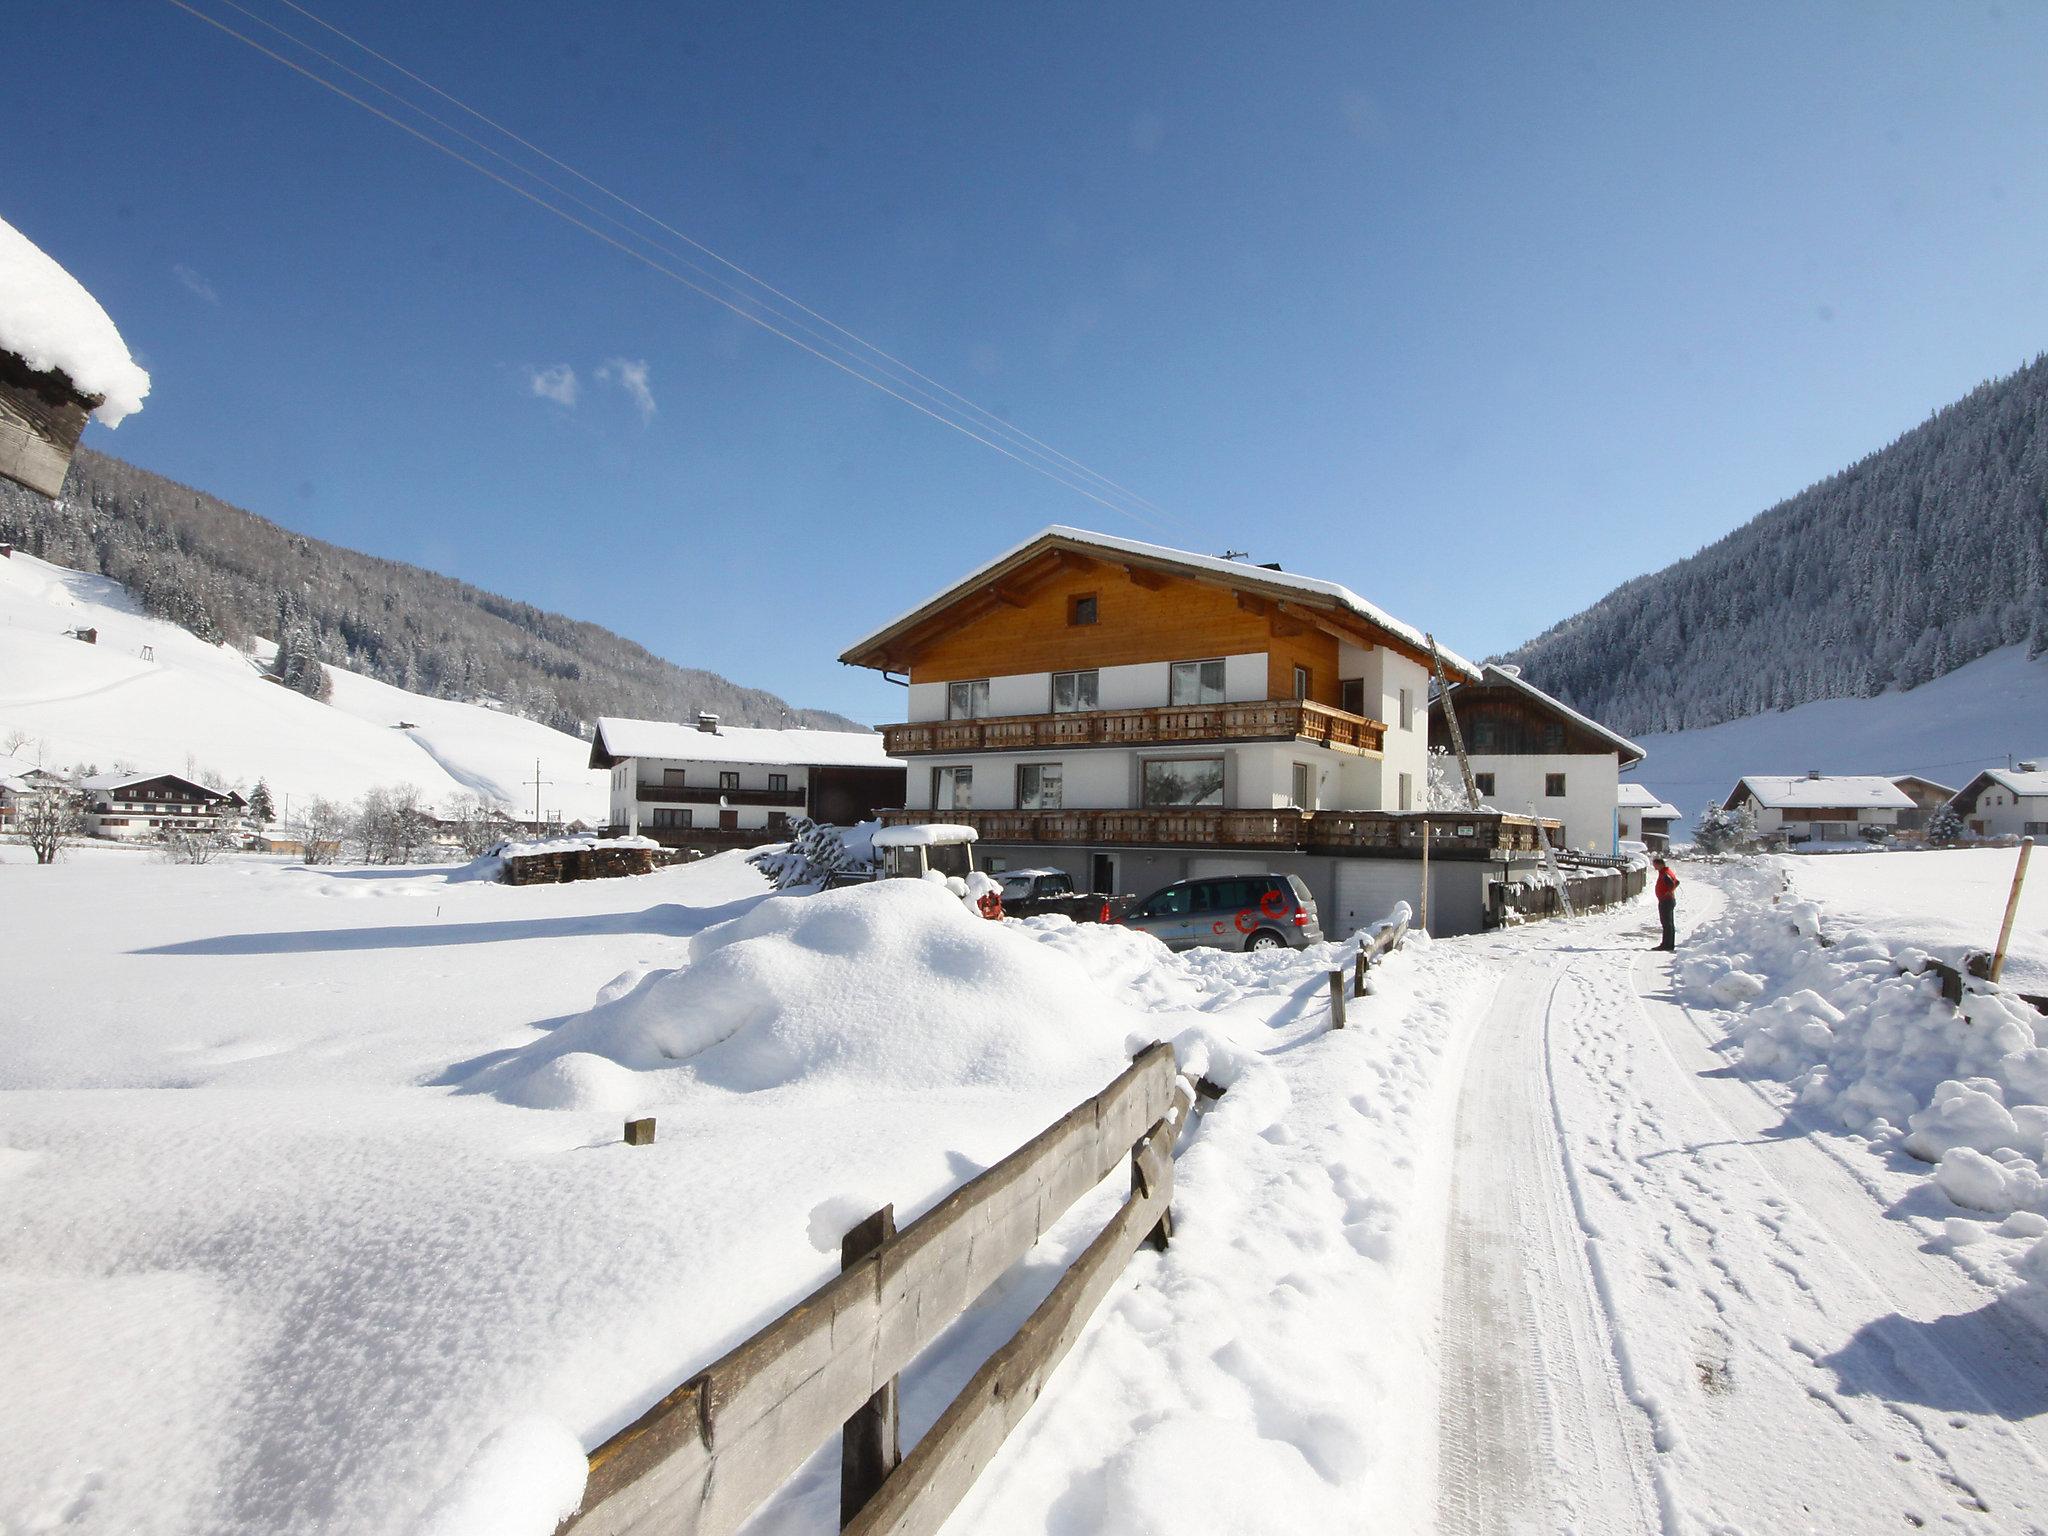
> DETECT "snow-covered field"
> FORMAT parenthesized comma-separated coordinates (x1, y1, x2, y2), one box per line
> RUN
(1788, 844, 2048, 995)
(1632, 643, 2048, 838)
(0, 549, 607, 819)
(9, 844, 2048, 1535)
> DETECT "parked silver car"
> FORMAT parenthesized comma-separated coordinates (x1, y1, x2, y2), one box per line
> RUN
(1121, 873, 1324, 952)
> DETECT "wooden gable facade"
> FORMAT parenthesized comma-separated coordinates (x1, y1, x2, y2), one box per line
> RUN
(0, 350, 98, 500)
(1431, 681, 1628, 759)
(844, 536, 1447, 709)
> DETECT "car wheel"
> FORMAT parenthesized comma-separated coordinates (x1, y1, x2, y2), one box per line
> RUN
(1245, 929, 1285, 952)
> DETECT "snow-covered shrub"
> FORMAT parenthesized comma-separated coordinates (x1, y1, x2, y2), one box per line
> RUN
(155, 827, 230, 864)
(1926, 803, 1964, 846)
(749, 817, 879, 890)
(1857, 823, 1894, 845)
(1694, 800, 1761, 855)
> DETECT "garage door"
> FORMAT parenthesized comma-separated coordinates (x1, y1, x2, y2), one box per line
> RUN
(1333, 860, 1423, 940)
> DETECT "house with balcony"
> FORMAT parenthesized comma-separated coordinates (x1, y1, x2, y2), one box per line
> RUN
(838, 527, 1560, 936)
(78, 771, 235, 840)
(1429, 663, 1644, 856)
(1721, 773, 1916, 843)
(1946, 765, 2048, 840)
(589, 713, 905, 854)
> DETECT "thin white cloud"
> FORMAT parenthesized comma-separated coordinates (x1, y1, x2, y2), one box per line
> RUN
(598, 357, 655, 422)
(526, 364, 579, 407)
(173, 264, 219, 304)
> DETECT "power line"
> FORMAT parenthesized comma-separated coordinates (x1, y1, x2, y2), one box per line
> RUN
(164, 0, 1175, 531)
(262, 0, 1173, 524)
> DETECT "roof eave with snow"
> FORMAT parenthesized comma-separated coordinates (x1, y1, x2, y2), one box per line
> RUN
(1449, 663, 1645, 764)
(837, 526, 1481, 682)
(589, 717, 902, 771)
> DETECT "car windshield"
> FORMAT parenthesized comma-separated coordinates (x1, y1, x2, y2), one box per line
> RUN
(1143, 885, 1191, 916)
(1001, 876, 1036, 899)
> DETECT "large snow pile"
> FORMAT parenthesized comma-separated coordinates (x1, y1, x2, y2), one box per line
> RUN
(481, 879, 1150, 1110)
(0, 216, 150, 424)
(1677, 874, 2048, 1222)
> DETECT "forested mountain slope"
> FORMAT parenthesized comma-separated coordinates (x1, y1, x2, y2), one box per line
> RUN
(0, 448, 863, 736)
(1498, 355, 2048, 735)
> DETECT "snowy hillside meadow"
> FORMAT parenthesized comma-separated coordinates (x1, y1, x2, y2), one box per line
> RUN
(1631, 642, 2048, 839)
(0, 549, 607, 820)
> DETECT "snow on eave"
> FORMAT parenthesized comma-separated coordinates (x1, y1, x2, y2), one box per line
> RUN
(1617, 782, 1681, 817)
(1948, 768, 2048, 810)
(871, 822, 979, 846)
(588, 716, 902, 771)
(1451, 663, 1645, 764)
(837, 526, 1481, 680)
(1728, 774, 1917, 810)
(0, 217, 150, 426)
(78, 769, 228, 797)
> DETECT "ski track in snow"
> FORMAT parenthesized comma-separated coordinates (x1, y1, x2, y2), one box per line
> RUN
(1438, 868, 2048, 1534)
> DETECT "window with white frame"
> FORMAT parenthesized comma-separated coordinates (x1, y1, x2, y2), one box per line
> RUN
(1051, 670, 1099, 714)
(1398, 772, 1413, 811)
(1293, 666, 1310, 701)
(1017, 762, 1063, 809)
(933, 765, 973, 810)
(1290, 762, 1313, 810)
(1168, 659, 1226, 706)
(1399, 688, 1413, 731)
(947, 680, 991, 719)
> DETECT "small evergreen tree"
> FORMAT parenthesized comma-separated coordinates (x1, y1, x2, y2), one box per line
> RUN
(1926, 802, 1964, 846)
(247, 779, 275, 825)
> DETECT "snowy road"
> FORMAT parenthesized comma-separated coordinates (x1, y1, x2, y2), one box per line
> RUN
(1438, 870, 2048, 1534)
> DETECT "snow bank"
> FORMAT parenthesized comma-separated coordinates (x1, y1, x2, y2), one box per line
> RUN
(0, 216, 150, 425)
(482, 880, 1150, 1108)
(1677, 865, 2048, 1219)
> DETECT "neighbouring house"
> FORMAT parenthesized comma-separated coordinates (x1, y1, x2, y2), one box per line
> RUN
(1616, 781, 1682, 852)
(1946, 766, 2048, 840)
(837, 526, 1562, 937)
(1887, 774, 1958, 835)
(78, 771, 235, 840)
(589, 713, 905, 855)
(1721, 773, 1916, 844)
(1429, 663, 1644, 855)
(0, 762, 76, 832)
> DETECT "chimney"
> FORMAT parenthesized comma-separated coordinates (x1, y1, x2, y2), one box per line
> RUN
(695, 712, 720, 734)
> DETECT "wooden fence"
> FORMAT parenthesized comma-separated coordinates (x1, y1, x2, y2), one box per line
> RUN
(1489, 862, 1646, 925)
(1328, 905, 1413, 1027)
(558, 1042, 1189, 1536)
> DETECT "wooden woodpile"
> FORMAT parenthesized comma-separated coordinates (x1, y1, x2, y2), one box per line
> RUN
(557, 1044, 1189, 1536)
(500, 844, 664, 886)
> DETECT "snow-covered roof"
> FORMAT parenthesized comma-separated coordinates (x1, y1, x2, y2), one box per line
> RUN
(1729, 775, 1916, 810)
(589, 717, 900, 770)
(872, 822, 979, 847)
(79, 770, 227, 797)
(0, 217, 150, 426)
(1950, 768, 2048, 809)
(1616, 782, 1681, 818)
(1452, 663, 1645, 764)
(839, 526, 1481, 680)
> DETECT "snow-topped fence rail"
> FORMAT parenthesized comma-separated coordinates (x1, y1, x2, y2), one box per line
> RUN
(556, 1042, 1191, 1536)
(1331, 902, 1413, 1026)
(1490, 861, 1646, 926)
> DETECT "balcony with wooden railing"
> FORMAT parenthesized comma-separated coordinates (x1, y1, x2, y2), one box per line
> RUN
(635, 783, 807, 807)
(876, 806, 1555, 857)
(881, 698, 1386, 758)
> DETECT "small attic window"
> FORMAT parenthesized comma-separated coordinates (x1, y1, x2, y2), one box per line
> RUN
(1068, 593, 1098, 626)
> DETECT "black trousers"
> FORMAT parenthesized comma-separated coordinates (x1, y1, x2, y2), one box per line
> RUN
(1658, 898, 1676, 949)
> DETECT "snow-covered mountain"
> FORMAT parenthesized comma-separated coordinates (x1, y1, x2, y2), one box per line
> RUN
(1628, 643, 2048, 839)
(0, 547, 609, 821)
(1499, 355, 2048, 737)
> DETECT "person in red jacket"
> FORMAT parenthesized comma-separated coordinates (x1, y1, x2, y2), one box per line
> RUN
(1652, 855, 1679, 951)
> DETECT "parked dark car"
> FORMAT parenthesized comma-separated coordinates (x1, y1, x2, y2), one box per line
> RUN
(1123, 873, 1323, 952)
(997, 867, 1138, 924)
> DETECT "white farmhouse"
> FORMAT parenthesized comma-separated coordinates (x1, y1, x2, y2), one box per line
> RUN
(1947, 766, 2048, 840)
(1721, 773, 1915, 843)
(589, 714, 905, 854)
(1430, 664, 1645, 856)
(1616, 781, 1682, 852)
(78, 771, 237, 840)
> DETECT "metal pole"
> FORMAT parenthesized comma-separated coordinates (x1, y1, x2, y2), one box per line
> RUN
(1989, 837, 2034, 984)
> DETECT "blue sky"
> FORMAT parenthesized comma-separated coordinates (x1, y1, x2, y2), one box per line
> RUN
(13, 2, 2048, 724)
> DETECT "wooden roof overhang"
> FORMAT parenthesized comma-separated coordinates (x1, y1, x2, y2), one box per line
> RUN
(0, 349, 101, 500)
(1430, 680, 1645, 766)
(839, 533, 1469, 679)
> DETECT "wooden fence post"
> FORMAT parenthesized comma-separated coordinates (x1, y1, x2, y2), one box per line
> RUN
(840, 1205, 900, 1527)
(1132, 1130, 1172, 1251)
(1990, 837, 2034, 985)
(1353, 944, 1368, 999)
(1328, 968, 1347, 1029)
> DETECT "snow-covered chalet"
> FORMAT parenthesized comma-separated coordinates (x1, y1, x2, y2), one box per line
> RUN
(1428, 662, 1645, 856)
(837, 527, 1565, 936)
(1946, 766, 2048, 840)
(589, 714, 905, 854)
(1720, 773, 1915, 844)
